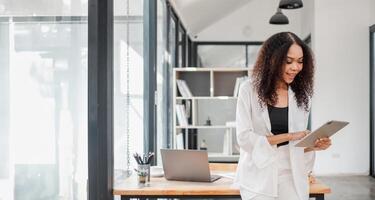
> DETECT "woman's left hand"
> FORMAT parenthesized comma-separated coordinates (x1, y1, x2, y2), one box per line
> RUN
(313, 137, 331, 151)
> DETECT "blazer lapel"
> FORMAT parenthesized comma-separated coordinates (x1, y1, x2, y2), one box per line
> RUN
(261, 105, 272, 132)
(288, 87, 297, 132)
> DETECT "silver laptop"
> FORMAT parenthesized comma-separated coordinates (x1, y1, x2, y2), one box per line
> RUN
(160, 149, 221, 182)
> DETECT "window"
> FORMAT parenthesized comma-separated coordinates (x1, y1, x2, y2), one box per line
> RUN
(247, 45, 262, 67)
(198, 45, 247, 67)
(196, 43, 262, 68)
(113, 0, 144, 178)
(155, 3, 189, 165)
(156, 0, 169, 164)
(169, 13, 177, 68)
(0, 2, 88, 199)
(178, 25, 186, 67)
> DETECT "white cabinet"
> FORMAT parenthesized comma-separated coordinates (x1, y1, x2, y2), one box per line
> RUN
(173, 67, 249, 162)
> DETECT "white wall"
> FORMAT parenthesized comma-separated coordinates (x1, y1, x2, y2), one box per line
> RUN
(300, 0, 314, 39)
(372, 0, 375, 25)
(311, 0, 372, 175)
(195, 0, 303, 41)
(169, 0, 250, 37)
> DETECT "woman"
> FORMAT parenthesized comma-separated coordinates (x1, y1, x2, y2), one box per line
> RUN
(235, 32, 331, 200)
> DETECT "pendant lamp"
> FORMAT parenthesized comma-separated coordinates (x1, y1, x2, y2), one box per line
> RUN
(269, 8, 289, 25)
(279, 0, 303, 9)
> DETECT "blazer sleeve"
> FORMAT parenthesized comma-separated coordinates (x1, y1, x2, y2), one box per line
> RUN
(236, 83, 277, 169)
(304, 103, 316, 173)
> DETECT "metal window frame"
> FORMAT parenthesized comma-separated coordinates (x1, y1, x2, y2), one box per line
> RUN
(144, 0, 157, 160)
(0, 16, 142, 22)
(88, 0, 114, 199)
(169, 6, 179, 68)
(88, 0, 160, 198)
(158, 0, 171, 150)
(165, 0, 173, 148)
(187, 37, 193, 66)
(162, 1, 190, 150)
(166, 2, 189, 68)
(178, 23, 187, 67)
(166, 0, 176, 149)
(370, 24, 375, 177)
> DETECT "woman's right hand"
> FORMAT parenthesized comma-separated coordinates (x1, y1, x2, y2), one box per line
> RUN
(289, 130, 310, 141)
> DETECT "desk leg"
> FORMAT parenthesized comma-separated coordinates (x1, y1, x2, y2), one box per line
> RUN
(310, 194, 324, 200)
(316, 195, 324, 200)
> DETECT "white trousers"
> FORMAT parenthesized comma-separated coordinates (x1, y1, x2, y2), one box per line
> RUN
(247, 174, 300, 200)
(240, 145, 301, 200)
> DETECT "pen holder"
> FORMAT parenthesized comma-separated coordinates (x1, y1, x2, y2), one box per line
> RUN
(137, 164, 150, 184)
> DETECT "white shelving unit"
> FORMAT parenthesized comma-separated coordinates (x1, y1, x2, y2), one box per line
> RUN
(173, 67, 249, 162)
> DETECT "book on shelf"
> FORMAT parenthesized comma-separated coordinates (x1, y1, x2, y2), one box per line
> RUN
(176, 104, 188, 126)
(176, 132, 184, 149)
(187, 129, 197, 149)
(176, 79, 193, 97)
(233, 76, 248, 97)
(184, 100, 191, 119)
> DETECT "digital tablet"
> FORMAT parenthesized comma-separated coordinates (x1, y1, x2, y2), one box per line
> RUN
(295, 120, 349, 147)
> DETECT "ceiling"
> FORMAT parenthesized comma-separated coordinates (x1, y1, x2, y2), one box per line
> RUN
(168, 0, 253, 37)
(168, 0, 307, 41)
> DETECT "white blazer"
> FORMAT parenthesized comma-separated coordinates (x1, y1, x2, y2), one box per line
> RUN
(234, 79, 315, 200)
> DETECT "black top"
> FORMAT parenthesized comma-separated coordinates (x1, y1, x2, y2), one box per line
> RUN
(267, 105, 289, 147)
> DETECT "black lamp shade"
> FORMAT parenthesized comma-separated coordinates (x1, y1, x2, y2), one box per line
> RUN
(279, 0, 303, 9)
(269, 9, 289, 25)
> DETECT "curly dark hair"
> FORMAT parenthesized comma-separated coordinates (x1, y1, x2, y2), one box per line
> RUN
(252, 32, 314, 111)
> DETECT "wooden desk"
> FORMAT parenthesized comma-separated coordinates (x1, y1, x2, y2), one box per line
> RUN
(114, 164, 331, 200)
